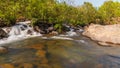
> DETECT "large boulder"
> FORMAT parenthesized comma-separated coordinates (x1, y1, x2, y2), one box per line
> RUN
(0, 28, 8, 39)
(83, 24, 120, 46)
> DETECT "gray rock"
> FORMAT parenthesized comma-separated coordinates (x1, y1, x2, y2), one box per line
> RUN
(0, 28, 8, 39)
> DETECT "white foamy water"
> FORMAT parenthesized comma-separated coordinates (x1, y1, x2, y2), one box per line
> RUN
(59, 28, 79, 37)
(66, 28, 77, 36)
(0, 21, 42, 45)
(51, 36, 73, 40)
(0, 21, 83, 45)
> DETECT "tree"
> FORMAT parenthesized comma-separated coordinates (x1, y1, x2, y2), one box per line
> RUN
(98, 0, 120, 24)
(77, 2, 97, 25)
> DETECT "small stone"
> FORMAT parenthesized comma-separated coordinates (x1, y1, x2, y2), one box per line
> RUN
(27, 30, 32, 35)
(34, 26, 41, 32)
(0, 46, 8, 54)
(47, 27, 54, 32)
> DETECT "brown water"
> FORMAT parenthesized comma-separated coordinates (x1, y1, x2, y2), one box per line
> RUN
(0, 35, 120, 68)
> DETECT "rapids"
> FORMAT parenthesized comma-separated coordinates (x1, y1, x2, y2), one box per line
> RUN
(0, 21, 42, 44)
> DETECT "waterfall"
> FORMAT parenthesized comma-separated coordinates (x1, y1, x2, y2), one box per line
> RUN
(0, 21, 42, 45)
(0, 21, 84, 45)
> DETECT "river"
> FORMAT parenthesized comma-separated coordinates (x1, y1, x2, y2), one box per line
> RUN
(0, 32, 120, 68)
(0, 21, 120, 68)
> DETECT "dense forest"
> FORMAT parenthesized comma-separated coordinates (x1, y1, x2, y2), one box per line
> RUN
(0, 0, 120, 29)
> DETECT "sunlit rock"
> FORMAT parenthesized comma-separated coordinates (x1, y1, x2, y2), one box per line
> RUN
(49, 31, 58, 35)
(83, 23, 120, 46)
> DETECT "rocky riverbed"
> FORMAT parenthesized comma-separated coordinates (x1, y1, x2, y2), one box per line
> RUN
(0, 33, 120, 68)
(1, 22, 120, 68)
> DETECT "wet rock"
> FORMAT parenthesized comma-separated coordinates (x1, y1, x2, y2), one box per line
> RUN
(83, 23, 120, 46)
(33, 22, 55, 34)
(0, 64, 14, 68)
(49, 31, 58, 35)
(27, 30, 32, 35)
(27, 44, 45, 50)
(33, 26, 41, 33)
(33, 26, 46, 34)
(2, 27, 11, 34)
(17, 63, 33, 68)
(36, 50, 46, 57)
(47, 27, 54, 32)
(62, 24, 71, 32)
(38, 64, 50, 68)
(0, 46, 8, 54)
(23, 63, 34, 68)
(0, 28, 8, 39)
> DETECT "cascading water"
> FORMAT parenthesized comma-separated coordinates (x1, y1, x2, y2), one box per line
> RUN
(0, 21, 42, 45)
(0, 21, 84, 44)
(66, 28, 77, 36)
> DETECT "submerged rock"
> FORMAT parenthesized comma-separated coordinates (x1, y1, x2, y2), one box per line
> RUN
(83, 24, 120, 46)
(0, 46, 8, 54)
(0, 28, 8, 39)
(27, 44, 45, 50)
(36, 50, 46, 58)
(0, 64, 14, 68)
(17, 63, 33, 68)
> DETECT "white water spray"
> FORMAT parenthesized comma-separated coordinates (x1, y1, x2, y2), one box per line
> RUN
(0, 21, 42, 45)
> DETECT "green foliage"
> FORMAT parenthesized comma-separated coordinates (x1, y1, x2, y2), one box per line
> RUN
(98, 0, 120, 24)
(77, 2, 98, 25)
(0, 0, 120, 29)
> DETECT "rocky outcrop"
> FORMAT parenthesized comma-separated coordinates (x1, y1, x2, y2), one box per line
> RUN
(33, 22, 55, 34)
(0, 28, 8, 39)
(83, 23, 120, 46)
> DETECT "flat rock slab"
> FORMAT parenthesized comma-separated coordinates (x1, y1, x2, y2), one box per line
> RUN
(83, 24, 120, 46)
